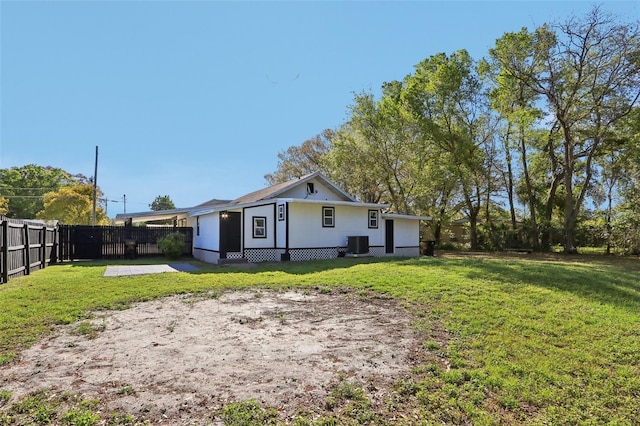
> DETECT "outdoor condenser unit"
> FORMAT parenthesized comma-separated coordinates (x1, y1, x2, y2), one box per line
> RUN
(347, 236, 369, 255)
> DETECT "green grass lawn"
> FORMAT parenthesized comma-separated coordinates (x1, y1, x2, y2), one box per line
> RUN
(1, 254, 639, 425)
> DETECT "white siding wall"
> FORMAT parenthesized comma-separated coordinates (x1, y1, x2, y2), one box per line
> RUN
(392, 218, 420, 249)
(244, 204, 276, 249)
(192, 213, 221, 262)
(288, 203, 383, 249)
(193, 248, 220, 263)
(193, 213, 220, 251)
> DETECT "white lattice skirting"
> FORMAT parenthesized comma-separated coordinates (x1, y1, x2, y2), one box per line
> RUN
(243, 246, 396, 263)
(368, 246, 386, 257)
(244, 249, 285, 263)
(289, 247, 341, 262)
(216, 246, 420, 264)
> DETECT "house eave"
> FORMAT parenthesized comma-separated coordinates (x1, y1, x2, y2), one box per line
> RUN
(189, 198, 390, 217)
(382, 213, 432, 221)
(188, 200, 271, 217)
(284, 198, 389, 209)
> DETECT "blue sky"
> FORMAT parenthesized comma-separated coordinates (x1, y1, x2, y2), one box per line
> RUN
(1, 1, 637, 217)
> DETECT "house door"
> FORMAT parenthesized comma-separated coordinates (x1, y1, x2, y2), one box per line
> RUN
(385, 219, 394, 254)
(219, 211, 241, 258)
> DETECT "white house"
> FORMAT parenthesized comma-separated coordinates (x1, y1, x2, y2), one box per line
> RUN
(115, 173, 430, 264)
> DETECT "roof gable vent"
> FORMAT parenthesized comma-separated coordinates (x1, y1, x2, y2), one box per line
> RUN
(306, 182, 316, 194)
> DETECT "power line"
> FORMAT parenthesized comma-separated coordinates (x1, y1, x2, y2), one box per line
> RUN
(0, 187, 64, 190)
(0, 195, 45, 198)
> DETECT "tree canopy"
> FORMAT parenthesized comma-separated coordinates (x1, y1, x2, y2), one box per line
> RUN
(37, 184, 109, 225)
(0, 164, 81, 218)
(488, 7, 640, 253)
(0, 197, 8, 216)
(266, 6, 640, 253)
(0, 164, 108, 224)
(149, 195, 176, 211)
(264, 130, 333, 185)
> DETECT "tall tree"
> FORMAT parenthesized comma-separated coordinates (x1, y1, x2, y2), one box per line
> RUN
(483, 39, 545, 248)
(598, 148, 622, 254)
(344, 87, 424, 214)
(149, 195, 176, 211)
(327, 123, 387, 204)
(37, 184, 108, 225)
(265, 130, 333, 185)
(329, 81, 432, 215)
(533, 124, 565, 250)
(405, 141, 466, 245)
(404, 50, 494, 248)
(608, 107, 640, 254)
(490, 7, 640, 253)
(0, 165, 78, 218)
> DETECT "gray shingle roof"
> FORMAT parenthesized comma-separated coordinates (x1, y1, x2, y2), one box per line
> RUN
(193, 198, 232, 208)
(228, 172, 355, 205)
(230, 174, 311, 204)
(116, 172, 361, 222)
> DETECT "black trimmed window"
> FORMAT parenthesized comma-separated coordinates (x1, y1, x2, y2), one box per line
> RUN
(278, 204, 285, 221)
(322, 206, 335, 228)
(368, 210, 379, 229)
(196, 216, 200, 236)
(253, 216, 267, 238)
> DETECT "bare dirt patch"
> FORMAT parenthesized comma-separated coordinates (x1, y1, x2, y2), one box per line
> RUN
(1, 289, 424, 424)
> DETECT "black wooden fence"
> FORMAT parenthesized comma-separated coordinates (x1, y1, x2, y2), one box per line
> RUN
(1, 217, 58, 284)
(1, 219, 193, 283)
(58, 225, 193, 261)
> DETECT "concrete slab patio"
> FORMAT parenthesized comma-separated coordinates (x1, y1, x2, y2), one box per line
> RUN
(103, 263, 199, 277)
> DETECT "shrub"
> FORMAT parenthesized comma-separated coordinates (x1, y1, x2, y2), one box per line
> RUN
(157, 233, 186, 259)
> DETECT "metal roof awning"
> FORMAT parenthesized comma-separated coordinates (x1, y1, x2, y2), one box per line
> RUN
(382, 213, 432, 221)
(114, 208, 190, 225)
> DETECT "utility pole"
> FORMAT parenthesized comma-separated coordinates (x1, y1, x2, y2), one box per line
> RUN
(123, 194, 127, 214)
(92, 146, 98, 226)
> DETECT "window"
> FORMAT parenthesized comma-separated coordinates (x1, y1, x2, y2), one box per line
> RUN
(278, 204, 285, 221)
(322, 206, 335, 228)
(307, 182, 315, 194)
(368, 210, 378, 229)
(196, 216, 200, 236)
(253, 216, 266, 238)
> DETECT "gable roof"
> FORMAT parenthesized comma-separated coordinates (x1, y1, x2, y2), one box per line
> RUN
(229, 172, 356, 205)
(117, 173, 372, 222)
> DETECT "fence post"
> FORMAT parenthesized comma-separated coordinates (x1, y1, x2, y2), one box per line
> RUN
(41, 226, 47, 269)
(58, 225, 66, 262)
(24, 223, 31, 276)
(51, 226, 58, 264)
(1, 220, 8, 283)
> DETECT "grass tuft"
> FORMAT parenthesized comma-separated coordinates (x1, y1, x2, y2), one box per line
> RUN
(116, 385, 135, 396)
(220, 399, 278, 425)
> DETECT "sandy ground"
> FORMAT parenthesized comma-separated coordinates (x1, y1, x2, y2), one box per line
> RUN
(1, 289, 422, 424)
